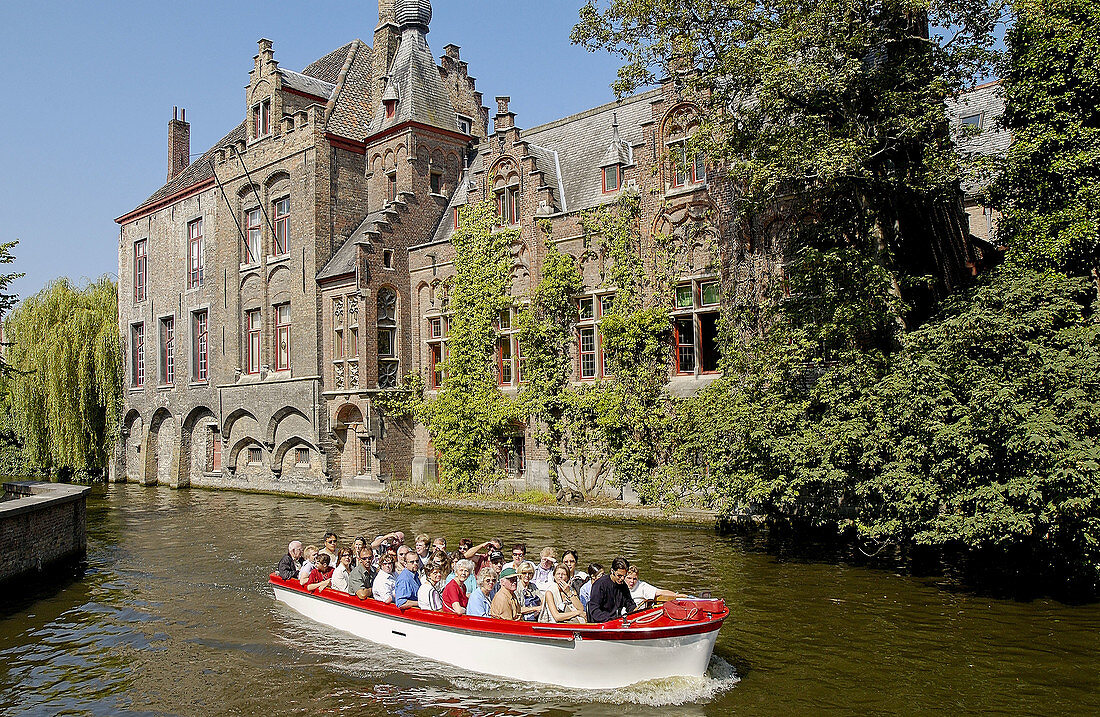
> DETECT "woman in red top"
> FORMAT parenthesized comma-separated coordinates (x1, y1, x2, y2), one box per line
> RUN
(442, 558, 473, 614)
(306, 552, 334, 593)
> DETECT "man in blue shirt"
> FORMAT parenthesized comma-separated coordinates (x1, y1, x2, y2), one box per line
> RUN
(394, 552, 422, 609)
(466, 570, 496, 617)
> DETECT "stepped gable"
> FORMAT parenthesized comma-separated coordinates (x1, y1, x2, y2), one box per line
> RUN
(326, 40, 376, 140)
(130, 122, 247, 213)
(523, 143, 564, 213)
(126, 41, 365, 215)
(366, 2, 459, 138)
(521, 89, 660, 214)
(319, 209, 389, 280)
(426, 152, 484, 246)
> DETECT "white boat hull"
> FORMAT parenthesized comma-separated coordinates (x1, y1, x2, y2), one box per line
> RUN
(272, 583, 722, 689)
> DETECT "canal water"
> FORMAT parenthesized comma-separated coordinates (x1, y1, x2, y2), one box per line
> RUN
(2, 484, 1098, 716)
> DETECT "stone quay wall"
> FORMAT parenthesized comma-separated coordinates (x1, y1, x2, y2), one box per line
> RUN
(0, 482, 90, 582)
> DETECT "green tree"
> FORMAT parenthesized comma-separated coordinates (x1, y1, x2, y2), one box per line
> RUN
(991, 0, 1100, 282)
(5, 277, 122, 476)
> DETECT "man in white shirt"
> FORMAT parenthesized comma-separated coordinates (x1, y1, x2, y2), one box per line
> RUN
(624, 566, 685, 607)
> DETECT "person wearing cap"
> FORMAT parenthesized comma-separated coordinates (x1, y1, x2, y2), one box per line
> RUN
(276, 540, 303, 580)
(490, 566, 523, 620)
(533, 547, 557, 587)
(466, 569, 496, 617)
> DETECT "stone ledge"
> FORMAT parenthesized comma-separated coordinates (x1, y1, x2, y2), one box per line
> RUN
(1, 482, 91, 519)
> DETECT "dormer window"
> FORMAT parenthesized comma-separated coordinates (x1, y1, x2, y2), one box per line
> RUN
(457, 115, 473, 135)
(960, 113, 982, 129)
(253, 99, 271, 138)
(385, 99, 397, 119)
(602, 165, 621, 193)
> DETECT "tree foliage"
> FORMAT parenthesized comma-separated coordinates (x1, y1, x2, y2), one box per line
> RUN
(991, 0, 1100, 279)
(5, 277, 122, 475)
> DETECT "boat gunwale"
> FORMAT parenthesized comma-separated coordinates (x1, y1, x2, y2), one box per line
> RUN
(269, 574, 727, 642)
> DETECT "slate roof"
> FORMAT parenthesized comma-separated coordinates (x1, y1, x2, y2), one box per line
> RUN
(318, 209, 389, 280)
(128, 122, 247, 214)
(279, 68, 336, 100)
(522, 89, 660, 214)
(366, 27, 459, 137)
(946, 80, 1008, 195)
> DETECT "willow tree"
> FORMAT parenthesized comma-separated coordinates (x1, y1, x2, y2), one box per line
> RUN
(5, 277, 122, 476)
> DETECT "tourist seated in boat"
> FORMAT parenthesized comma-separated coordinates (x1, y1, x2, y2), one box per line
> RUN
(463, 537, 503, 576)
(394, 551, 422, 609)
(490, 566, 523, 620)
(370, 531, 401, 556)
(432, 536, 447, 554)
(320, 532, 339, 566)
(446, 550, 476, 594)
(350, 536, 367, 567)
(414, 533, 432, 568)
(533, 547, 557, 586)
(298, 545, 319, 586)
(372, 554, 398, 604)
(625, 566, 685, 607)
(578, 563, 603, 608)
(561, 550, 579, 580)
(466, 569, 496, 617)
(305, 552, 334, 593)
(429, 548, 450, 575)
(417, 564, 446, 611)
(540, 564, 586, 624)
(349, 544, 375, 599)
(442, 559, 473, 614)
(331, 548, 354, 594)
(396, 545, 412, 567)
(507, 543, 527, 573)
(586, 558, 636, 622)
(277, 540, 303, 581)
(516, 561, 543, 621)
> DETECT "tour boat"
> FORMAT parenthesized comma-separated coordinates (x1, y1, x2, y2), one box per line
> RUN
(269, 574, 728, 689)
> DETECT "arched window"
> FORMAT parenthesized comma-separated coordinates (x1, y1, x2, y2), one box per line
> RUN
(377, 287, 399, 388)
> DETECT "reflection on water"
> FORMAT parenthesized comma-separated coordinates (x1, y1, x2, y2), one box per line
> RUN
(1, 483, 1099, 716)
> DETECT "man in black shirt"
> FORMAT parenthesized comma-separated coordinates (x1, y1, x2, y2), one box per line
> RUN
(586, 557, 636, 622)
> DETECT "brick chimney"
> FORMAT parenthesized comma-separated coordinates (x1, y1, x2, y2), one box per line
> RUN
(168, 107, 190, 182)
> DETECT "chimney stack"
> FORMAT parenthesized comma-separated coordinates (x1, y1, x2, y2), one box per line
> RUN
(168, 107, 190, 182)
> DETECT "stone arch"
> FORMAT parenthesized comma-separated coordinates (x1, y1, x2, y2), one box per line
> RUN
(248, 80, 272, 103)
(227, 435, 264, 472)
(264, 170, 291, 190)
(123, 409, 144, 483)
(490, 156, 520, 186)
(147, 407, 176, 486)
(335, 402, 364, 427)
(222, 408, 258, 440)
(384, 149, 395, 171)
(267, 405, 312, 448)
(659, 101, 702, 143)
(267, 264, 291, 283)
(181, 406, 217, 487)
(272, 436, 317, 469)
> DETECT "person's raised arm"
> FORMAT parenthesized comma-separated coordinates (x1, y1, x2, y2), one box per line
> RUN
(463, 541, 490, 560)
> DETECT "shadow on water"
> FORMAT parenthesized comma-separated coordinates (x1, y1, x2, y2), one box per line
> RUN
(718, 517, 1100, 605)
(0, 556, 88, 619)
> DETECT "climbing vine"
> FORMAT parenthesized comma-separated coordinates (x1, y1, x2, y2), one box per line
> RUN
(416, 201, 521, 491)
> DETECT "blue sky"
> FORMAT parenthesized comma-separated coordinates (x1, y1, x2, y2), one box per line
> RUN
(0, 1, 626, 301)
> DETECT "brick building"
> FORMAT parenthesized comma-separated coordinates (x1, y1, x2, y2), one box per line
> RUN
(114, 0, 1004, 498)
